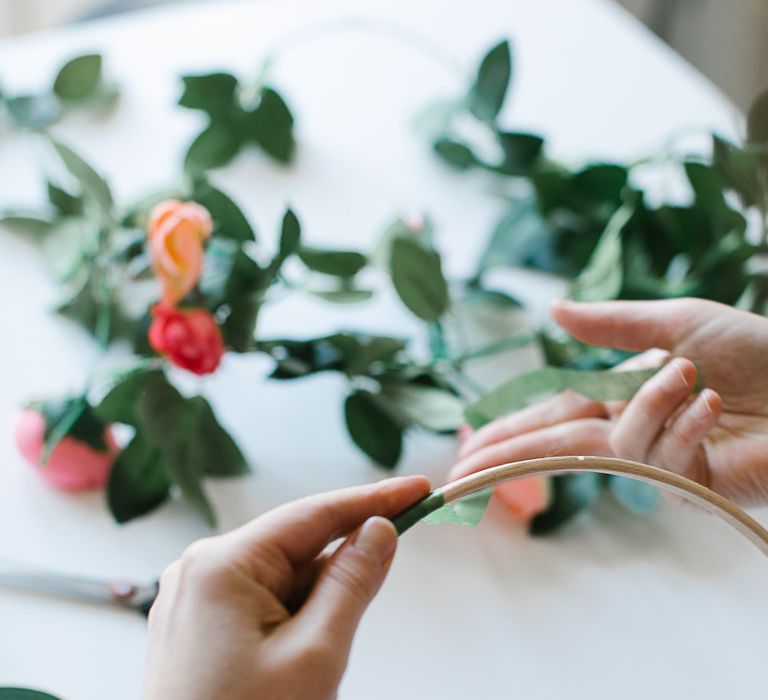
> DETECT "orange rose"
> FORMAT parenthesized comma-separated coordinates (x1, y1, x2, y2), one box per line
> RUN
(147, 199, 213, 304)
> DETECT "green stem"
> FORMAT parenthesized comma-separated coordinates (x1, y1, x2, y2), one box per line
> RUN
(428, 321, 449, 362)
(449, 366, 485, 401)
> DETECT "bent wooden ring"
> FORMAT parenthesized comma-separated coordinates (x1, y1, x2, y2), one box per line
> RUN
(390, 455, 768, 557)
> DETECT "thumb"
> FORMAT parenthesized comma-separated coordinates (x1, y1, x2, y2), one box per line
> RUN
(296, 516, 397, 654)
(550, 298, 699, 352)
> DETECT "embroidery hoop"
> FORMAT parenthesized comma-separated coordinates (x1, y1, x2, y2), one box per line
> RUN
(391, 455, 768, 557)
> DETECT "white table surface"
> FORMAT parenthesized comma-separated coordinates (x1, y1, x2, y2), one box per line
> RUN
(1, 1, 765, 698)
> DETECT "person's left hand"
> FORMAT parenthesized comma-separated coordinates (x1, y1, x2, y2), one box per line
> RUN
(142, 476, 430, 700)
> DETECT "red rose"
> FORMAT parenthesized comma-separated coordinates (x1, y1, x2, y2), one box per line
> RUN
(148, 304, 225, 375)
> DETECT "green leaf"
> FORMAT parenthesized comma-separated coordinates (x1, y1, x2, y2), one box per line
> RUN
(572, 163, 629, 206)
(107, 433, 170, 523)
(298, 247, 367, 277)
(272, 208, 301, 268)
(306, 288, 374, 304)
(0, 689, 63, 700)
(570, 203, 632, 302)
(423, 489, 492, 526)
(40, 217, 98, 282)
(96, 368, 164, 426)
(53, 54, 103, 101)
(188, 397, 250, 477)
(747, 87, 768, 144)
(461, 287, 522, 310)
(220, 249, 266, 351)
(466, 39, 512, 123)
(258, 333, 405, 379)
(530, 473, 600, 535)
(222, 299, 261, 352)
(38, 396, 108, 461)
(184, 123, 243, 173)
(192, 179, 256, 241)
(389, 236, 449, 322)
(179, 73, 238, 119)
(248, 87, 295, 163)
(0, 215, 52, 236)
(433, 138, 477, 170)
(712, 135, 762, 208)
(382, 383, 464, 432)
(477, 196, 552, 274)
(497, 132, 543, 175)
(344, 390, 403, 468)
(135, 376, 216, 525)
(135, 375, 189, 447)
(161, 434, 217, 526)
(47, 181, 83, 217)
(465, 366, 659, 429)
(347, 336, 407, 373)
(608, 475, 659, 514)
(6, 94, 62, 129)
(51, 139, 113, 221)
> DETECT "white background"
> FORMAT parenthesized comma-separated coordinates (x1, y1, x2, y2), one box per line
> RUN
(0, 1, 766, 698)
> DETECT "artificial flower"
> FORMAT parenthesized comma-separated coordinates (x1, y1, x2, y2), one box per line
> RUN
(14, 409, 117, 491)
(148, 303, 225, 375)
(494, 478, 551, 523)
(148, 199, 213, 304)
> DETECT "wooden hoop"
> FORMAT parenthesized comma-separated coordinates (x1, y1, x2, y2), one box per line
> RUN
(393, 456, 768, 557)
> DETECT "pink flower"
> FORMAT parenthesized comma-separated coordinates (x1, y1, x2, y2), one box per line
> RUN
(14, 410, 117, 491)
(456, 424, 550, 524)
(494, 477, 550, 523)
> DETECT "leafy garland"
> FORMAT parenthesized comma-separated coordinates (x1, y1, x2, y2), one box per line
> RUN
(2, 36, 767, 534)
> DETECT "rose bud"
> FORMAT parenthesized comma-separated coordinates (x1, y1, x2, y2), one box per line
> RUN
(495, 477, 551, 524)
(147, 199, 213, 304)
(14, 403, 118, 492)
(148, 303, 225, 375)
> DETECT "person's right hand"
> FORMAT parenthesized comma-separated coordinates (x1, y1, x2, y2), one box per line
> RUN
(142, 476, 430, 700)
(452, 298, 768, 506)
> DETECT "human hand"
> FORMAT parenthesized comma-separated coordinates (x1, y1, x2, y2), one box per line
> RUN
(142, 475, 430, 700)
(451, 298, 768, 505)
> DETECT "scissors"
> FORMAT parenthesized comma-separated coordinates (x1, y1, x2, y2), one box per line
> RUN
(0, 558, 158, 616)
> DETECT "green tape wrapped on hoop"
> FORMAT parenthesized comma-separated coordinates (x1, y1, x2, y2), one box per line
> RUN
(391, 492, 445, 534)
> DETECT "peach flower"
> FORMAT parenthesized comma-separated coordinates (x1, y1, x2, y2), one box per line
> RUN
(494, 477, 551, 523)
(456, 423, 550, 523)
(148, 199, 213, 304)
(14, 410, 118, 491)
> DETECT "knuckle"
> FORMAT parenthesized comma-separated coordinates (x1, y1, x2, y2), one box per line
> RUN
(178, 537, 230, 586)
(327, 555, 374, 607)
(609, 429, 640, 461)
(670, 418, 698, 447)
(158, 560, 181, 589)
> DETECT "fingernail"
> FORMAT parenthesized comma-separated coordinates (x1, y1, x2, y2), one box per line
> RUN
(668, 358, 694, 388)
(350, 517, 397, 565)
